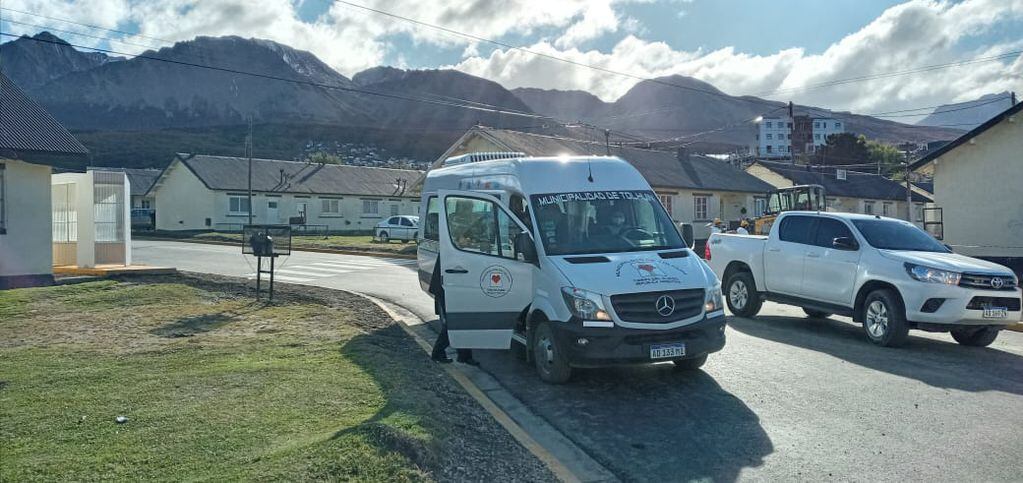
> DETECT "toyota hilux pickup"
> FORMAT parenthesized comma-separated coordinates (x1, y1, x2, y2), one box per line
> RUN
(705, 211, 1021, 347)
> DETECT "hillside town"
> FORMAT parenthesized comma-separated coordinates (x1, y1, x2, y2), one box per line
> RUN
(1, 1, 1021, 482)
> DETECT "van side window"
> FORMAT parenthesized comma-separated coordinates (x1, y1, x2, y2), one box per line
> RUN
(778, 215, 818, 245)
(814, 218, 854, 248)
(424, 197, 440, 241)
(445, 196, 521, 260)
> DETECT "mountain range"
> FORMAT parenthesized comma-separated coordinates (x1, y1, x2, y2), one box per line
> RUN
(0, 32, 966, 168)
(916, 92, 1015, 129)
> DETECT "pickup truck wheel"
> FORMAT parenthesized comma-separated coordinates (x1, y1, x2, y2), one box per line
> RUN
(725, 272, 762, 317)
(532, 322, 572, 384)
(950, 327, 1000, 347)
(861, 289, 909, 347)
(803, 308, 833, 319)
(672, 354, 708, 371)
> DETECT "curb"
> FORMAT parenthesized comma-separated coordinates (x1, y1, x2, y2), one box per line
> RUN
(133, 236, 417, 259)
(358, 294, 618, 483)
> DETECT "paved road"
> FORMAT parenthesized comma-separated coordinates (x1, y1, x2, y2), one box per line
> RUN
(135, 240, 1023, 482)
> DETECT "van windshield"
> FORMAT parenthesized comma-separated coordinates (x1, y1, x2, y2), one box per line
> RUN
(530, 190, 684, 256)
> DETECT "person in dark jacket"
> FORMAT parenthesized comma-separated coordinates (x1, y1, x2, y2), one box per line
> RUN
(429, 262, 478, 365)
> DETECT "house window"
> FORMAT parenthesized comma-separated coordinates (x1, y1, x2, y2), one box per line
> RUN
(658, 194, 674, 218)
(863, 201, 875, 215)
(229, 195, 250, 215)
(766, 121, 772, 128)
(882, 202, 893, 217)
(814, 134, 821, 140)
(915, 203, 925, 223)
(787, 122, 793, 128)
(766, 133, 773, 140)
(390, 204, 400, 216)
(814, 122, 821, 129)
(754, 197, 767, 217)
(0, 163, 5, 234)
(766, 145, 773, 153)
(835, 122, 842, 129)
(140, 199, 152, 209)
(363, 199, 380, 216)
(693, 195, 709, 221)
(94, 183, 124, 242)
(321, 198, 341, 216)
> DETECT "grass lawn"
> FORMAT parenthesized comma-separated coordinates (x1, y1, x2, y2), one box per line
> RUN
(142, 231, 416, 255)
(0, 276, 550, 481)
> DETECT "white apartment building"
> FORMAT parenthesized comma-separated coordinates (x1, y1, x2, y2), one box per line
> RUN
(754, 115, 845, 158)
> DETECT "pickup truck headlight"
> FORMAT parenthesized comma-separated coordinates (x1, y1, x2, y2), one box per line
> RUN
(905, 263, 961, 285)
(705, 286, 724, 312)
(561, 287, 612, 321)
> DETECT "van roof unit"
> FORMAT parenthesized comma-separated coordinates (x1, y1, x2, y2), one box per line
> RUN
(443, 151, 525, 166)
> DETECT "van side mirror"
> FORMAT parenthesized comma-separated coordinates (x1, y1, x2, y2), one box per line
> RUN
(515, 232, 539, 264)
(832, 236, 859, 251)
(679, 223, 696, 250)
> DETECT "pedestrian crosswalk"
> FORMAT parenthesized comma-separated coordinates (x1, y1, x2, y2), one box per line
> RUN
(246, 257, 417, 283)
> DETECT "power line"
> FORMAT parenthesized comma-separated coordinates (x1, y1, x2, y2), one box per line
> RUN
(0, 6, 177, 44)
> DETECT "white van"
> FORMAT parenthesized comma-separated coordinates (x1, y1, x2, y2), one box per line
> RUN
(418, 154, 726, 383)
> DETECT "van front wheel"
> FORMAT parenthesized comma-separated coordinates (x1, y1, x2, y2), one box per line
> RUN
(532, 322, 572, 384)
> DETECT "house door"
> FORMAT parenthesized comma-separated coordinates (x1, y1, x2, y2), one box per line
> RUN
(296, 202, 308, 224)
(267, 200, 280, 223)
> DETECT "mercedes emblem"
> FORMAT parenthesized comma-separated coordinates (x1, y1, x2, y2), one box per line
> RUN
(655, 295, 676, 317)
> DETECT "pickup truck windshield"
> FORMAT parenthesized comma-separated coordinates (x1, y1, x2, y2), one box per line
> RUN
(851, 219, 950, 253)
(530, 190, 684, 255)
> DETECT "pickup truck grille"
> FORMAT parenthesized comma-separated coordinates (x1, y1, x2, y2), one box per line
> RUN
(611, 289, 704, 323)
(966, 297, 1021, 311)
(959, 273, 1017, 291)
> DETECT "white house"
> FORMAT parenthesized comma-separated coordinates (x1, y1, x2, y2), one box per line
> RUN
(910, 101, 1023, 272)
(432, 128, 777, 242)
(150, 153, 423, 232)
(0, 71, 89, 289)
(747, 160, 931, 223)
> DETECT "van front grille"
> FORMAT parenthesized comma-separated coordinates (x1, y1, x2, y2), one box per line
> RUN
(611, 289, 704, 323)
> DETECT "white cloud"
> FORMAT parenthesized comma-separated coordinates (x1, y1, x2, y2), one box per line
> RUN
(2, 0, 1020, 117)
(454, 0, 1023, 114)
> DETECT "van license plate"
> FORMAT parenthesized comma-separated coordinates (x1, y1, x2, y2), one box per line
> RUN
(650, 343, 685, 359)
(983, 307, 1007, 319)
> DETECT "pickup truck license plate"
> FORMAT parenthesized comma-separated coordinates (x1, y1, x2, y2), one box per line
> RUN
(983, 307, 1007, 319)
(650, 343, 685, 359)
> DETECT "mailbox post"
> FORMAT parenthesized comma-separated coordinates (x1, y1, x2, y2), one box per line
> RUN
(243, 225, 292, 302)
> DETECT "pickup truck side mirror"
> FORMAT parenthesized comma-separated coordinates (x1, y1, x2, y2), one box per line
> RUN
(832, 236, 859, 251)
(679, 223, 696, 250)
(515, 231, 539, 264)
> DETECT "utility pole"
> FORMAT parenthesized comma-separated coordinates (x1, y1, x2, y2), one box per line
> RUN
(901, 143, 914, 222)
(247, 116, 253, 226)
(1012, 91, 1017, 106)
(604, 129, 611, 155)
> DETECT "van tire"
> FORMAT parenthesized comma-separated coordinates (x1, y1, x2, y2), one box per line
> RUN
(378, 231, 389, 243)
(532, 322, 572, 384)
(803, 308, 833, 319)
(951, 327, 1000, 347)
(673, 354, 708, 371)
(725, 272, 761, 318)
(861, 289, 909, 347)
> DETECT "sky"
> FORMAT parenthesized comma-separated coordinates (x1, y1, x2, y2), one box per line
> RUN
(1, 0, 1021, 119)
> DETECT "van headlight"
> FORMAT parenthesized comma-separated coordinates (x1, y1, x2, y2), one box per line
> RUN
(561, 287, 612, 321)
(705, 286, 724, 312)
(905, 263, 961, 285)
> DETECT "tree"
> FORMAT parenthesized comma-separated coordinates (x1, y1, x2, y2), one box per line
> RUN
(306, 152, 343, 164)
(865, 140, 904, 176)
(814, 132, 869, 166)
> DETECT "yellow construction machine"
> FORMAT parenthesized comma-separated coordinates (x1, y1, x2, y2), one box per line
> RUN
(752, 184, 827, 235)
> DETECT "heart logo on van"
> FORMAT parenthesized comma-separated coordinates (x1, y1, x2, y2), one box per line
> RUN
(492, 273, 502, 285)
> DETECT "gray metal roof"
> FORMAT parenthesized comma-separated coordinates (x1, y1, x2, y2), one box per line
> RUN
(89, 167, 162, 196)
(0, 70, 88, 156)
(754, 161, 931, 203)
(174, 153, 423, 197)
(478, 129, 776, 193)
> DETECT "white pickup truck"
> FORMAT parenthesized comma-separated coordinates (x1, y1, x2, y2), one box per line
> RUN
(706, 211, 1021, 347)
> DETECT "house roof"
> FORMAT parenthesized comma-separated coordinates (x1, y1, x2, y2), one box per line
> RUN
(168, 154, 423, 197)
(467, 128, 776, 194)
(911, 180, 934, 195)
(910, 101, 1023, 171)
(0, 71, 88, 156)
(754, 160, 931, 203)
(89, 167, 163, 196)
